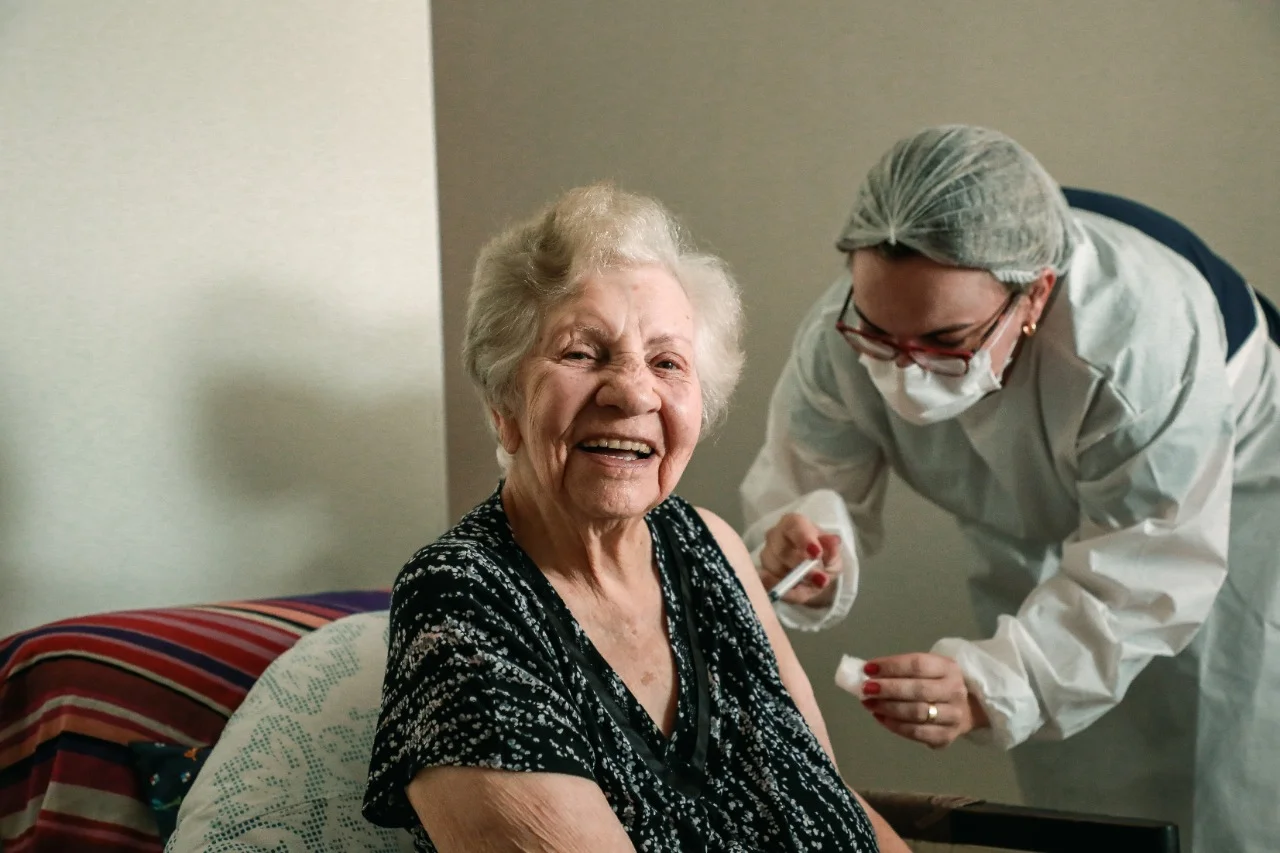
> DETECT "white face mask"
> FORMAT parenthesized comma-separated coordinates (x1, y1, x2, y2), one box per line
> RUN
(860, 310, 1019, 426)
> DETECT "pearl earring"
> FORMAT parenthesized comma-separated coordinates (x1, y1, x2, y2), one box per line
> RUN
(1022, 321, 1038, 337)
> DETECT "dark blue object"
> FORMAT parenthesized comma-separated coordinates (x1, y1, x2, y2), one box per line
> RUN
(128, 741, 214, 842)
(1063, 188, 1277, 354)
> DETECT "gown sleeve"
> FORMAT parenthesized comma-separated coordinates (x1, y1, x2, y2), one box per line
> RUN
(934, 337, 1235, 748)
(741, 279, 889, 632)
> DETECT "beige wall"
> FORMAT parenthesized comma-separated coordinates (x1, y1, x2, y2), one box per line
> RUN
(432, 1, 1280, 802)
(0, 0, 448, 636)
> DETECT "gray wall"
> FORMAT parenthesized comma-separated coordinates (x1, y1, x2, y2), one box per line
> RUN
(0, 0, 448, 635)
(432, 1, 1280, 801)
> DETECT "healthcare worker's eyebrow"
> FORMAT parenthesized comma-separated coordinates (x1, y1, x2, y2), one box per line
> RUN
(852, 305, 976, 338)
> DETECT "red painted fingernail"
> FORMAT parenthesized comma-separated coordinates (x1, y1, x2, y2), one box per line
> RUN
(864, 663, 880, 675)
(806, 542, 821, 558)
(873, 713, 886, 722)
(812, 573, 829, 589)
(862, 681, 881, 695)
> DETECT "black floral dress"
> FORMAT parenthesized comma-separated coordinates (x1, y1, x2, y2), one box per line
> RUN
(363, 487, 879, 852)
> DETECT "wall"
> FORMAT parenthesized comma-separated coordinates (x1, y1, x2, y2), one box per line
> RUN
(0, 1, 448, 636)
(431, 1, 1280, 802)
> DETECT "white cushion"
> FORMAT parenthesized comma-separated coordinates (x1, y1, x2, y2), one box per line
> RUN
(167, 611, 413, 852)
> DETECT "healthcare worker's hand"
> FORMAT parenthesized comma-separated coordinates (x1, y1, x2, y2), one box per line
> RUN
(859, 653, 990, 748)
(759, 513, 842, 606)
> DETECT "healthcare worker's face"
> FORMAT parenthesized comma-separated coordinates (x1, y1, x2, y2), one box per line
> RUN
(848, 250, 1054, 378)
(496, 265, 702, 522)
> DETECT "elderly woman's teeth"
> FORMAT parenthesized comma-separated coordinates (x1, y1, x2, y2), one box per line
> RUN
(580, 438, 654, 458)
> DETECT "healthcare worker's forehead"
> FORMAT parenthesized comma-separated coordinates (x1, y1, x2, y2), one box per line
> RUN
(850, 249, 1007, 336)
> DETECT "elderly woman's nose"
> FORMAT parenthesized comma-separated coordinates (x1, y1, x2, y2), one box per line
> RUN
(597, 362, 660, 412)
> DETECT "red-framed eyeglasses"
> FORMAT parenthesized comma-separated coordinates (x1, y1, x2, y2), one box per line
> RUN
(835, 288, 1021, 377)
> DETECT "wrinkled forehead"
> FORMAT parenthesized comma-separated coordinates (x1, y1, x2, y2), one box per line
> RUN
(541, 265, 696, 348)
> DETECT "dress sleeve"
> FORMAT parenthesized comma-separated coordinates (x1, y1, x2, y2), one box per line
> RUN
(362, 546, 597, 828)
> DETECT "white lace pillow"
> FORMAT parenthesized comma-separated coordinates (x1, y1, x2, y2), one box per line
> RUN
(167, 610, 412, 852)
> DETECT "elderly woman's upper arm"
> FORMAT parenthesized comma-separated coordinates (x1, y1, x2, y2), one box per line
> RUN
(694, 508, 834, 750)
(696, 508, 912, 853)
(406, 766, 635, 853)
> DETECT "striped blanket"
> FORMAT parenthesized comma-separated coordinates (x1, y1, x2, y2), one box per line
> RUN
(0, 590, 391, 852)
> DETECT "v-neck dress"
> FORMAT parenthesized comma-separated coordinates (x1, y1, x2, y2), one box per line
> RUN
(363, 487, 878, 852)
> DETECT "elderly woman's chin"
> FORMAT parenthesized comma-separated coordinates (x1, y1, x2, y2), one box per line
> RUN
(561, 450, 690, 520)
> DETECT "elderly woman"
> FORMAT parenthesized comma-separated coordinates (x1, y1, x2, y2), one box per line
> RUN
(743, 125, 1280, 851)
(362, 185, 908, 852)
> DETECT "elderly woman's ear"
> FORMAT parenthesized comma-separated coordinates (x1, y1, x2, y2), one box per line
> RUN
(491, 408, 521, 455)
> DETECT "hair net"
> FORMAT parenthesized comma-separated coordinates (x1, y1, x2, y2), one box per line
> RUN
(836, 125, 1078, 285)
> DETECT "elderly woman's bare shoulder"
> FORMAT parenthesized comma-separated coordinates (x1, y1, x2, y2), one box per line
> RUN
(692, 506, 765, 593)
(693, 505, 832, 747)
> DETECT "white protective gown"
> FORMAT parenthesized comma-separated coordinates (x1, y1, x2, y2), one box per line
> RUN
(741, 202, 1280, 852)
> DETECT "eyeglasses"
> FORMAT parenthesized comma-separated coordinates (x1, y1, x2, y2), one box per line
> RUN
(836, 288, 1020, 377)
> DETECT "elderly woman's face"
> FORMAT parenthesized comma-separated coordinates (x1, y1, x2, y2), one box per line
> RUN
(498, 264, 701, 521)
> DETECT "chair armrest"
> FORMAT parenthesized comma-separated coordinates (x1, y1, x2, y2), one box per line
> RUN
(860, 790, 1180, 853)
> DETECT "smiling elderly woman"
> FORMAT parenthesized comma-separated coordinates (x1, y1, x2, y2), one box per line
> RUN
(361, 184, 908, 853)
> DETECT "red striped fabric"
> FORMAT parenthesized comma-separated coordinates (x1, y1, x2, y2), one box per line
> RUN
(0, 590, 391, 853)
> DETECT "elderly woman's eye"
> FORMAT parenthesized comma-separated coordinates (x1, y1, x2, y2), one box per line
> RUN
(564, 350, 593, 361)
(654, 357, 684, 371)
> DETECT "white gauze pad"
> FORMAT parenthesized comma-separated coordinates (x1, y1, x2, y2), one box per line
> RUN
(835, 655, 869, 698)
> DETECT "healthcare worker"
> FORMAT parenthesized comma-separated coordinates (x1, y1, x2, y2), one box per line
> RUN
(741, 124, 1280, 853)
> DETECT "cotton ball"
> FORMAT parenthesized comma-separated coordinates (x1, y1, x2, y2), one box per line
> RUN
(835, 655, 870, 698)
